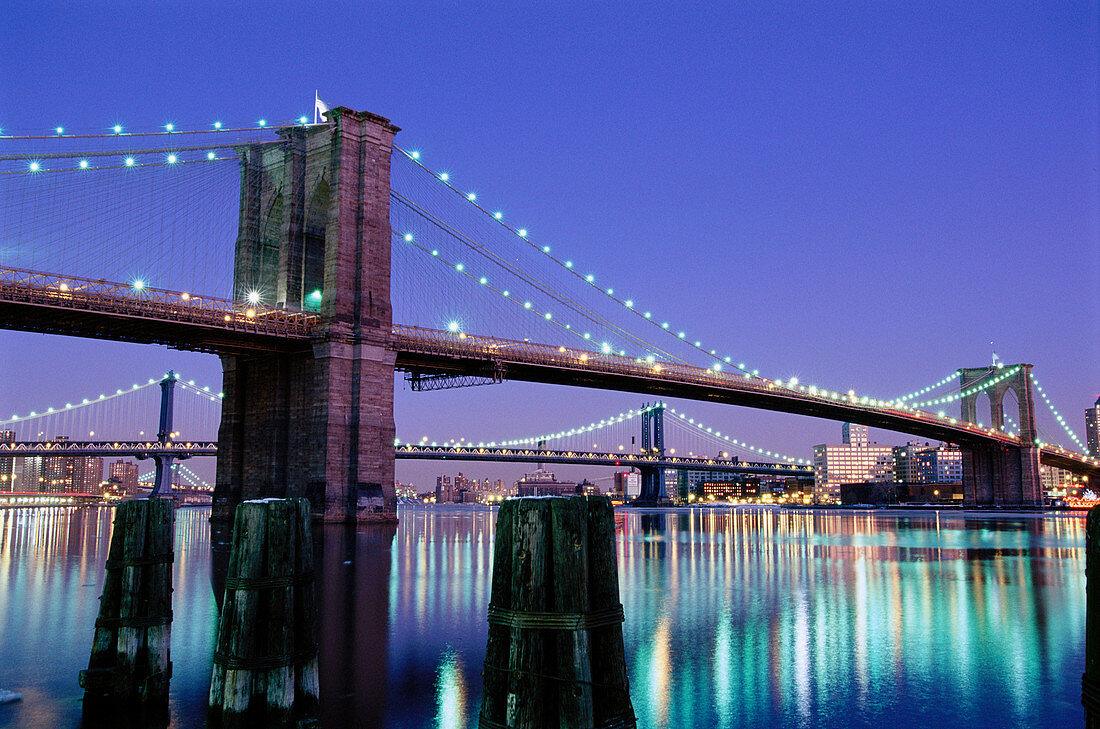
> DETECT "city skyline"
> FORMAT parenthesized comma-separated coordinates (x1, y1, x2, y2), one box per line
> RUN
(1, 3, 1096, 490)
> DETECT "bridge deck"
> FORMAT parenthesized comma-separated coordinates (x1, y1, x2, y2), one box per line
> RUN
(391, 326, 1099, 476)
(0, 267, 317, 354)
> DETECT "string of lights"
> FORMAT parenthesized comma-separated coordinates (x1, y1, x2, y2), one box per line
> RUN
(1030, 373, 1089, 453)
(906, 367, 1021, 408)
(397, 404, 662, 448)
(664, 407, 808, 464)
(1, 372, 222, 425)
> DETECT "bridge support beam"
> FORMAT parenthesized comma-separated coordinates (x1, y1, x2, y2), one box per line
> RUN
(214, 107, 399, 523)
(959, 364, 1042, 507)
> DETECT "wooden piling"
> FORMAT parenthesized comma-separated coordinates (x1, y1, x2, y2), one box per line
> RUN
(80, 498, 175, 712)
(479, 495, 635, 729)
(208, 497, 319, 728)
(1084, 504, 1100, 728)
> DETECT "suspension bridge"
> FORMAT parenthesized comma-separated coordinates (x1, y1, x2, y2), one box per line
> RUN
(1, 106, 1095, 521)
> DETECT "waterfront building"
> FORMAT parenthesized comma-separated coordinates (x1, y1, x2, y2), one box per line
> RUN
(435, 474, 453, 503)
(109, 460, 139, 495)
(0, 430, 13, 492)
(1087, 395, 1100, 456)
(913, 444, 962, 484)
(614, 471, 641, 498)
(700, 479, 759, 501)
(814, 424, 894, 503)
(515, 468, 576, 496)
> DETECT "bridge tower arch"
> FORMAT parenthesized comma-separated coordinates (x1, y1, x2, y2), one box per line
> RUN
(957, 364, 1041, 506)
(214, 107, 400, 523)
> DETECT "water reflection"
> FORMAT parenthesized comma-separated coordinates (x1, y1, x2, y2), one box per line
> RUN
(0, 505, 1088, 729)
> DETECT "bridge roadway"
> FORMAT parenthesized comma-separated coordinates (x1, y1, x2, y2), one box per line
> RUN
(0, 441, 809, 477)
(0, 268, 1096, 477)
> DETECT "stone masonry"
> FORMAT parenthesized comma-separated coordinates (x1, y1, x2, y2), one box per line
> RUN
(213, 108, 399, 522)
(958, 364, 1042, 506)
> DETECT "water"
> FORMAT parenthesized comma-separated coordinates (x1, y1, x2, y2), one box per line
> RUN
(0, 505, 1087, 728)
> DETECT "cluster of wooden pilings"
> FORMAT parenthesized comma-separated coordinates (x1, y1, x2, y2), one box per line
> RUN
(480, 495, 635, 729)
(79, 498, 175, 717)
(208, 497, 319, 728)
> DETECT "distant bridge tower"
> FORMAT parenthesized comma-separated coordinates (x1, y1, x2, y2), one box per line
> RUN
(213, 107, 399, 523)
(957, 364, 1041, 506)
(638, 403, 668, 502)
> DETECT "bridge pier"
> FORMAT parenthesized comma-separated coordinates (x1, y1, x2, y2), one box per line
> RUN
(213, 107, 399, 523)
(959, 364, 1042, 507)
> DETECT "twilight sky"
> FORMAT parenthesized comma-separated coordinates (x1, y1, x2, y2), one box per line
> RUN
(1, 2, 1097, 491)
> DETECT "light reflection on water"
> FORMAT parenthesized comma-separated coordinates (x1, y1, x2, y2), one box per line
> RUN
(0, 505, 1086, 728)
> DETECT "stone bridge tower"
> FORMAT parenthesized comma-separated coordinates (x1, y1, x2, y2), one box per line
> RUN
(213, 107, 399, 523)
(957, 364, 1041, 506)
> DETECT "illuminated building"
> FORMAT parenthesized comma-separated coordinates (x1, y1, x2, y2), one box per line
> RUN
(515, 468, 576, 496)
(614, 471, 641, 498)
(1087, 396, 1100, 456)
(913, 445, 962, 484)
(0, 430, 13, 492)
(813, 424, 894, 503)
(109, 460, 139, 495)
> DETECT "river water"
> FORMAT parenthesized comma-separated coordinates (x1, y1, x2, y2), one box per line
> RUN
(0, 504, 1087, 728)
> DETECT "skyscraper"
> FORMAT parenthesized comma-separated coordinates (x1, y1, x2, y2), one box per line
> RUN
(0, 430, 14, 492)
(1087, 396, 1100, 456)
(814, 423, 893, 503)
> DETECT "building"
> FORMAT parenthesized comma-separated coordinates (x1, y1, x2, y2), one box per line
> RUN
(1087, 396, 1100, 456)
(0, 430, 14, 492)
(843, 423, 869, 446)
(913, 445, 962, 484)
(435, 474, 453, 503)
(109, 460, 140, 495)
(813, 424, 894, 503)
(700, 479, 759, 501)
(515, 468, 576, 496)
(614, 471, 641, 498)
(892, 441, 930, 483)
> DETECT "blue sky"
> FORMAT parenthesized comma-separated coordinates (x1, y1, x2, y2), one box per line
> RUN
(2, 2, 1097, 489)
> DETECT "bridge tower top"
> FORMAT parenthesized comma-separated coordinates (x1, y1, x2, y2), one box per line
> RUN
(958, 364, 1037, 442)
(234, 106, 400, 344)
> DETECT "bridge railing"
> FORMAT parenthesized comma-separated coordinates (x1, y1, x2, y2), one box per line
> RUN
(0, 266, 318, 339)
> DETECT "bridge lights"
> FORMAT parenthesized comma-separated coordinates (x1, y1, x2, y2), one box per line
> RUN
(518, 229, 527, 237)
(467, 192, 477, 201)
(246, 290, 261, 304)
(125, 157, 135, 167)
(493, 212, 502, 220)
(181, 292, 190, 301)
(410, 151, 420, 160)
(166, 154, 178, 164)
(258, 119, 267, 127)
(132, 279, 145, 291)
(439, 172, 449, 181)
(55, 127, 64, 135)
(79, 160, 88, 169)
(403, 233, 413, 242)
(214, 121, 222, 130)
(28, 161, 40, 172)
(299, 116, 309, 125)
(113, 125, 123, 134)
(447, 321, 459, 332)
(585, 274, 594, 282)
(207, 152, 216, 160)
(245, 309, 255, 318)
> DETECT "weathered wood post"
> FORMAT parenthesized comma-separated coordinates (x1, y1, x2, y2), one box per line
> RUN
(80, 498, 175, 713)
(1084, 505, 1100, 727)
(208, 497, 319, 728)
(480, 495, 634, 729)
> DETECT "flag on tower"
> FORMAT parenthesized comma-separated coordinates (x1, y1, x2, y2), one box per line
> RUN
(314, 92, 330, 124)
